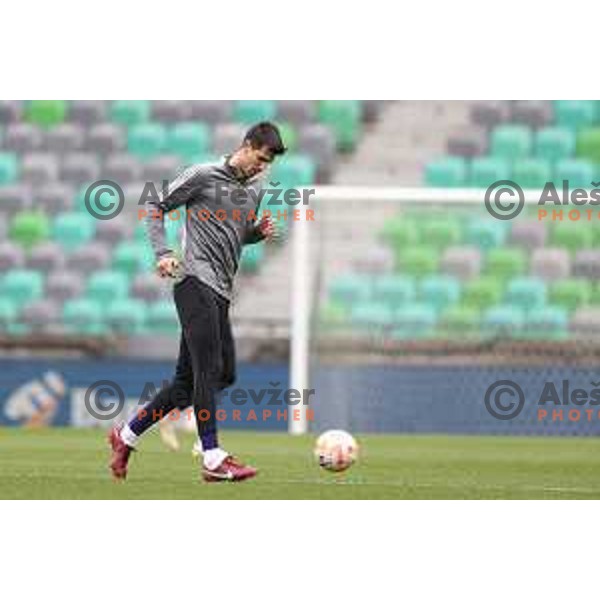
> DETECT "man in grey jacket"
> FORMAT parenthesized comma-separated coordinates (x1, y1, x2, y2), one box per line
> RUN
(109, 122, 286, 482)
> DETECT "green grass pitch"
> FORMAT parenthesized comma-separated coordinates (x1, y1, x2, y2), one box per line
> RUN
(2, 427, 600, 499)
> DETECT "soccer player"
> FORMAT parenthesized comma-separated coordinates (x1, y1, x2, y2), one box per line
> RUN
(108, 121, 286, 482)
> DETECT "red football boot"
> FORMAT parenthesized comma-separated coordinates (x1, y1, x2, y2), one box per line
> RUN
(108, 423, 134, 481)
(202, 455, 258, 483)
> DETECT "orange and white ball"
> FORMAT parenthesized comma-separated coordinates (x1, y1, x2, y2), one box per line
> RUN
(314, 430, 359, 472)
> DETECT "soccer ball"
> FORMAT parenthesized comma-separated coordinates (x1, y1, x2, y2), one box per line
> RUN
(314, 430, 358, 472)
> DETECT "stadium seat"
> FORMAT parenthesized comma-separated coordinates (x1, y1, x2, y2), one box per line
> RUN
(127, 124, 167, 160)
(62, 298, 105, 335)
(0, 100, 23, 123)
(1, 269, 43, 304)
(396, 246, 439, 277)
(95, 217, 131, 245)
(66, 242, 111, 272)
(45, 271, 84, 302)
(509, 221, 547, 250)
(37, 182, 74, 214)
(510, 101, 552, 129)
(0, 299, 19, 333)
(240, 243, 264, 274)
(52, 212, 96, 252)
(482, 305, 525, 338)
(372, 275, 416, 308)
(21, 299, 60, 332)
(465, 218, 507, 250)
(553, 101, 596, 129)
(353, 246, 395, 274)
(419, 219, 462, 250)
(524, 306, 569, 340)
(319, 301, 348, 328)
(9, 211, 50, 250)
(554, 159, 594, 188)
(470, 101, 510, 129)
(446, 128, 487, 158)
(167, 123, 211, 160)
(277, 101, 316, 125)
(276, 123, 298, 153)
(87, 270, 129, 303)
(391, 304, 437, 339)
(439, 305, 481, 336)
(535, 127, 576, 163)
(234, 100, 277, 124)
(424, 157, 467, 187)
(146, 300, 179, 334)
(485, 248, 527, 280)
(60, 153, 100, 185)
(530, 248, 571, 281)
(490, 125, 532, 159)
(4, 123, 43, 153)
(330, 274, 371, 306)
(351, 302, 394, 330)
(112, 241, 152, 275)
(420, 276, 461, 312)
(0, 242, 25, 271)
(551, 224, 593, 253)
(297, 125, 337, 181)
(142, 156, 181, 184)
(21, 153, 59, 185)
(549, 279, 592, 312)
(570, 308, 600, 338)
(512, 158, 551, 189)
(0, 152, 19, 184)
(105, 298, 146, 334)
(462, 278, 503, 312)
(26, 241, 65, 272)
(469, 157, 511, 188)
(187, 101, 232, 124)
(505, 277, 546, 312)
(103, 153, 143, 184)
(151, 101, 190, 122)
(440, 246, 482, 280)
(576, 128, 600, 164)
(380, 217, 419, 247)
(44, 123, 85, 153)
(0, 185, 30, 214)
(69, 101, 107, 125)
(131, 273, 165, 302)
(86, 124, 125, 155)
(318, 100, 362, 152)
(26, 101, 67, 127)
(110, 100, 151, 125)
(271, 154, 316, 187)
(573, 250, 600, 279)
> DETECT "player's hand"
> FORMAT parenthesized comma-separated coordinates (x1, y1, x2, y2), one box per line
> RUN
(257, 215, 277, 242)
(156, 255, 181, 279)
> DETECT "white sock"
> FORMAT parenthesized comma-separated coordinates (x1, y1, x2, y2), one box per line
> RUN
(193, 438, 204, 454)
(203, 448, 229, 470)
(120, 423, 139, 448)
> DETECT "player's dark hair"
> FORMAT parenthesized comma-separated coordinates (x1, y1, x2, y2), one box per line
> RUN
(243, 121, 287, 156)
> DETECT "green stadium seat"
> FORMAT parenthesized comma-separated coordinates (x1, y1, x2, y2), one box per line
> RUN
(425, 157, 467, 187)
(535, 127, 576, 163)
(1, 270, 43, 304)
(396, 246, 439, 277)
(551, 224, 593, 253)
(505, 277, 546, 312)
(271, 154, 316, 187)
(112, 241, 153, 275)
(9, 211, 50, 250)
(319, 301, 348, 326)
(147, 300, 179, 334)
(554, 159, 594, 188)
(380, 217, 419, 248)
(391, 304, 437, 339)
(127, 123, 167, 159)
(576, 128, 600, 165)
(318, 100, 362, 152)
(105, 298, 146, 334)
(330, 274, 371, 306)
(0, 152, 18, 184)
(110, 100, 151, 125)
(469, 157, 511, 188)
(167, 123, 211, 161)
(465, 218, 507, 250)
(482, 305, 524, 338)
(490, 125, 532, 159)
(439, 305, 481, 336)
(549, 279, 592, 312)
(420, 276, 460, 312)
(63, 298, 106, 335)
(419, 219, 462, 250)
(485, 248, 527, 280)
(52, 213, 96, 252)
(591, 283, 600, 304)
(26, 101, 67, 127)
(240, 243, 264, 273)
(462, 278, 503, 311)
(234, 100, 277, 124)
(372, 275, 416, 307)
(512, 158, 551, 189)
(553, 101, 596, 129)
(0, 298, 19, 334)
(276, 122, 298, 153)
(351, 302, 394, 329)
(524, 306, 569, 340)
(87, 271, 130, 304)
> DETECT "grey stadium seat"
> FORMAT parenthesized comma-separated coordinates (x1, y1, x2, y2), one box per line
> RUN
(96, 218, 131, 244)
(21, 299, 60, 331)
(470, 101, 510, 129)
(573, 250, 600, 279)
(46, 271, 85, 302)
(142, 156, 181, 185)
(36, 182, 74, 214)
(102, 153, 143, 184)
(277, 101, 316, 124)
(441, 246, 482, 280)
(353, 246, 395, 274)
(212, 124, 246, 156)
(530, 248, 570, 280)
(510, 221, 547, 251)
(21, 153, 59, 185)
(510, 100, 552, 129)
(66, 242, 111, 272)
(131, 273, 167, 302)
(60, 153, 101, 185)
(0, 185, 32, 213)
(4, 123, 43, 153)
(86, 124, 125, 155)
(152, 101, 190, 122)
(570, 309, 600, 339)
(69, 100, 108, 125)
(363, 100, 385, 123)
(0, 100, 23, 123)
(26, 242, 66, 272)
(0, 242, 25, 272)
(298, 124, 337, 181)
(44, 123, 85, 153)
(187, 101, 233, 124)
(446, 127, 487, 158)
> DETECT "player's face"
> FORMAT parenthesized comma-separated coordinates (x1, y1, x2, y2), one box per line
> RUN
(239, 144, 275, 178)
